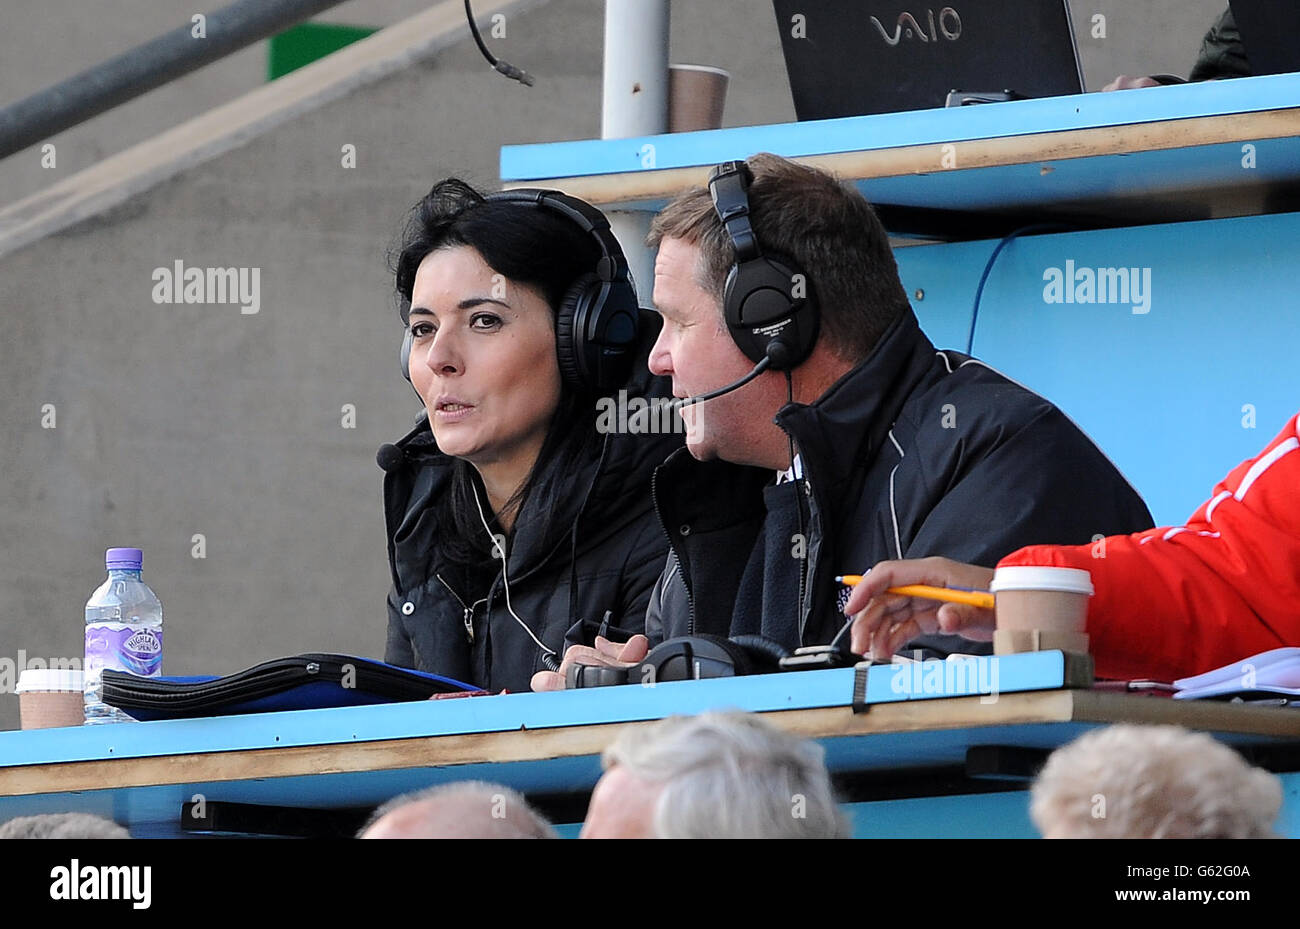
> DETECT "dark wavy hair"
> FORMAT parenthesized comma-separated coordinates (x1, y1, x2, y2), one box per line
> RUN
(390, 178, 605, 576)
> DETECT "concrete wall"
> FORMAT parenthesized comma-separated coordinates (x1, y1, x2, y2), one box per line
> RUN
(0, 0, 1226, 729)
(0, 0, 441, 200)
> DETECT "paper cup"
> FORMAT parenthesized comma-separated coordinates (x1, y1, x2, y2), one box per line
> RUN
(16, 668, 86, 729)
(669, 64, 730, 132)
(993, 628, 1090, 655)
(990, 566, 1093, 654)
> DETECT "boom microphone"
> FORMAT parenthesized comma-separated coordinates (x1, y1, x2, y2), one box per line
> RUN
(671, 353, 774, 411)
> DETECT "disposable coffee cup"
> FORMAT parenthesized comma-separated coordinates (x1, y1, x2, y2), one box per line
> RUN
(669, 64, 730, 132)
(990, 566, 1093, 655)
(16, 668, 85, 729)
(992, 628, 1091, 655)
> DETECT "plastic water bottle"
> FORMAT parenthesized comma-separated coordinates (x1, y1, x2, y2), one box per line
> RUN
(84, 547, 163, 724)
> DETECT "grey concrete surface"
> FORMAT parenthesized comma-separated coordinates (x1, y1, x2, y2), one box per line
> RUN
(0, 0, 1227, 730)
(0, 0, 456, 200)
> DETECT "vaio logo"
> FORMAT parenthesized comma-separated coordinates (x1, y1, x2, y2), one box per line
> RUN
(870, 7, 962, 45)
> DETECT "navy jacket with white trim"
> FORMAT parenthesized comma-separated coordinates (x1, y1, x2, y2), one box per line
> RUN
(644, 307, 1155, 655)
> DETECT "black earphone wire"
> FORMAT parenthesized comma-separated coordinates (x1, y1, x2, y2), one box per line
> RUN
(463, 0, 534, 85)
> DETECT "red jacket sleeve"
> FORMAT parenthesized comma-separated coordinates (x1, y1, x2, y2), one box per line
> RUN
(998, 413, 1300, 682)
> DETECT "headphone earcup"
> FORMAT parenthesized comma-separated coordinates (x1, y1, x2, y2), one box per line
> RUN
(555, 274, 595, 390)
(694, 634, 756, 676)
(399, 328, 413, 382)
(725, 256, 819, 370)
(729, 634, 791, 671)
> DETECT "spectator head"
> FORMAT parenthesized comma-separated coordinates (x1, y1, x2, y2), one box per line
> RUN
(0, 812, 129, 839)
(358, 781, 557, 839)
(646, 153, 910, 467)
(1031, 723, 1282, 839)
(581, 710, 849, 838)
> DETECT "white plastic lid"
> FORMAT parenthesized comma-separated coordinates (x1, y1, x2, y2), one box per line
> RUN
(989, 566, 1094, 596)
(15, 668, 84, 693)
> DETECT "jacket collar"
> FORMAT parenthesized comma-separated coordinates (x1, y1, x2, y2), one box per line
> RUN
(775, 307, 937, 493)
(651, 307, 939, 545)
(390, 413, 594, 580)
(389, 406, 679, 581)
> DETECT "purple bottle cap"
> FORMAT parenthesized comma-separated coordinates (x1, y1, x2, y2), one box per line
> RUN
(106, 547, 143, 570)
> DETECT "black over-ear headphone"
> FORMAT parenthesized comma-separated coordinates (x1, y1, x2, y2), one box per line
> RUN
(400, 188, 641, 393)
(708, 161, 819, 371)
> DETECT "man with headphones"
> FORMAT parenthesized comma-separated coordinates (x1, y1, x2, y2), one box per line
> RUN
(532, 153, 1153, 688)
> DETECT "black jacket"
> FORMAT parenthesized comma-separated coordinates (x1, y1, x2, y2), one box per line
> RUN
(644, 308, 1155, 655)
(381, 340, 682, 692)
(1189, 9, 1249, 83)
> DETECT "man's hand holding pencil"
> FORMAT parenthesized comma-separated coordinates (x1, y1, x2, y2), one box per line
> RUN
(843, 557, 998, 660)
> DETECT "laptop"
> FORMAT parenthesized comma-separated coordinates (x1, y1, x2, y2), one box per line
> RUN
(771, 0, 1086, 120)
(1229, 0, 1300, 76)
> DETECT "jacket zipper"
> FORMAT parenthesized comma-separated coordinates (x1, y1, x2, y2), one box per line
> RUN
(797, 477, 815, 642)
(650, 468, 696, 634)
(435, 573, 487, 644)
(775, 411, 821, 644)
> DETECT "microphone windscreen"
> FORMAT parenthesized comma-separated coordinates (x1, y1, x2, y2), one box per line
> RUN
(376, 444, 407, 472)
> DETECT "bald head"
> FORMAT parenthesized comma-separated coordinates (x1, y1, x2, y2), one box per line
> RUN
(359, 782, 556, 839)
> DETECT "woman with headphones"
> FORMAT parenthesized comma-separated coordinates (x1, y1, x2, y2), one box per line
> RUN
(380, 178, 680, 693)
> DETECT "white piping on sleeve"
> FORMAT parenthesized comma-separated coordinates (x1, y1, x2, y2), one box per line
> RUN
(1205, 490, 1232, 523)
(1234, 436, 1299, 502)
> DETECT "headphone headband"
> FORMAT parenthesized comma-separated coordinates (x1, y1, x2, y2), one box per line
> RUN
(709, 162, 761, 262)
(487, 189, 625, 279)
(400, 186, 641, 394)
(708, 161, 819, 371)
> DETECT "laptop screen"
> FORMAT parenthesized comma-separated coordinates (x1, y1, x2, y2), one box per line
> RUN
(772, 0, 1086, 120)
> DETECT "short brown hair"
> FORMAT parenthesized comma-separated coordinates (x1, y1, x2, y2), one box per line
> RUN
(647, 153, 910, 361)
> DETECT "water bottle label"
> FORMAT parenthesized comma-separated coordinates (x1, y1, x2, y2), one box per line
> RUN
(85, 624, 163, 677)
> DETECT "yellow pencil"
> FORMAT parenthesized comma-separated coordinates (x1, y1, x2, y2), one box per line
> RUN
(834, 576, 996, 611)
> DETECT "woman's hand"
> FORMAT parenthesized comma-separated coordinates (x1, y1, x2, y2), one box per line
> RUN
(530, 634, 650, 692)
(844, 557, 997, 660)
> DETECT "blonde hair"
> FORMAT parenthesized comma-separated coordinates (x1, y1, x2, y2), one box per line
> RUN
(602, 710, 849, 839)
(1030, 724, 1281, 839)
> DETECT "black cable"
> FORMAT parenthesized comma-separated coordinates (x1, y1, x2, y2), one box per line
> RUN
(464, 0, 534, 86)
